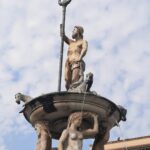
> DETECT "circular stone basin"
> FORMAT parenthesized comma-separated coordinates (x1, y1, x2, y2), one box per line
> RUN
(22, 92, 121, 139)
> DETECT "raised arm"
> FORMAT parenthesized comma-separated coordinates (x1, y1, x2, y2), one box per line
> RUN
(82, 113, 99, 138)
(64, 35, 73, 45)
(58, 129, 68, 150)
(60, 24, 73, 45)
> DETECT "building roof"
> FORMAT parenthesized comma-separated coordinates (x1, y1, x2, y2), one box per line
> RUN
(105, 135, 150, 150)
(108, 135, 150, 144)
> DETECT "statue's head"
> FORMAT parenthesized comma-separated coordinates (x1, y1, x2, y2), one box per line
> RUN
(15, 93, 22, 104)
(85, 72, 93, 83)
(72, 26, 84, 39)
(68, 112, 82, 128)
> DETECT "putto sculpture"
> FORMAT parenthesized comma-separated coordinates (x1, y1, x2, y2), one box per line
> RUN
(15, 0, 127, 150)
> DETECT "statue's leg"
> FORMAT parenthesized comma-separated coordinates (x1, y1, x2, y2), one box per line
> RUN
(92, 132, 109, 150)
(72, 61, 84, 83)
(72, 67, 80, 83)
(40, 130, 51, 150)
(65, 60, 71, 89)
(35, 122, 52, 150)
(35, 139, 40, 150)
(35, 124, 41, 150)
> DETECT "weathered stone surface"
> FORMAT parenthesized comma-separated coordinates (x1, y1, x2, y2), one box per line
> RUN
(20, 92, 123, 139)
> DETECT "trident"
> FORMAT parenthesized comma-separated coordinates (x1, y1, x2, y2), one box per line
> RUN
(58, 0, 72, 92)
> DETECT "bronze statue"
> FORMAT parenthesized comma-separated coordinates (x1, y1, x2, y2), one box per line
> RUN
(58, 112, 98, 150)
(34, 121, 52, 150)
(61, 26, 88, 90)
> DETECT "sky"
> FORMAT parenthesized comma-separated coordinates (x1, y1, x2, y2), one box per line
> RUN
(0, 0, 150, 150)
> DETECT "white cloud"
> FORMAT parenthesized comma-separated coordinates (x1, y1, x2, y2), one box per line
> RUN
(0, 139, 6, 150)
(0, 0, 150, 149)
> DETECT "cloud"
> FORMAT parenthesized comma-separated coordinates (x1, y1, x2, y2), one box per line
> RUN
(0, 139, 6, 150)
(0, 0, 150, 149)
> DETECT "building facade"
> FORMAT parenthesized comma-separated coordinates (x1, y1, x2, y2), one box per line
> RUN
(90, 136, 150, 150)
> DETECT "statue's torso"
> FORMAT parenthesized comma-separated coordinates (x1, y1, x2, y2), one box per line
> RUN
(67, 40, 83, 63)
(65, 130, 83, 150)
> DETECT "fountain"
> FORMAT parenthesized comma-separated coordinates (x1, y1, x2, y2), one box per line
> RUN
(15, 1, 127, 150)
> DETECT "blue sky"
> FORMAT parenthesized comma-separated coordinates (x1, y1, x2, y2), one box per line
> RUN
(0, 0, 150, 149)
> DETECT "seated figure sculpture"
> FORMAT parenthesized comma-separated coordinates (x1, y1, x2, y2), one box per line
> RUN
(58, 112, 99, 150)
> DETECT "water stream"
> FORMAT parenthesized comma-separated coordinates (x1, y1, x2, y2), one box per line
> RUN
(116, 120, 128, 150)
